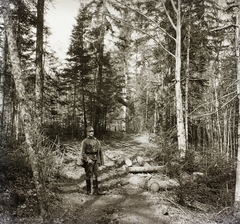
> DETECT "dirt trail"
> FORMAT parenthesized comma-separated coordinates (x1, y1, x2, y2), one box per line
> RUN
(53, 134, 217, 224)
(0, 133, 233, 224)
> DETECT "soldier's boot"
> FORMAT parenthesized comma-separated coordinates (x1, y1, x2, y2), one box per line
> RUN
(86, 179, 91, 195)
(93, 179, 105, 195)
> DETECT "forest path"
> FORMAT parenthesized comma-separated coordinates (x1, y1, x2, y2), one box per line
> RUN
(53, 133, 217, 224)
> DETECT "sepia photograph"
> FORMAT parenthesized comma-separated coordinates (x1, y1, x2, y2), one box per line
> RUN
(0, 0, 239, 223)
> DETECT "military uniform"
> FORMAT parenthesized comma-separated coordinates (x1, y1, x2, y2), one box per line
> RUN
(82, 127, 104, 195)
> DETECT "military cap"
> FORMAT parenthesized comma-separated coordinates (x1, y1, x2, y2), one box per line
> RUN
(86, 126, 94, 132)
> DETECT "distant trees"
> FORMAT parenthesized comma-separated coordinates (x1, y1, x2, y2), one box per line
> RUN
(63, 0, 124, 137)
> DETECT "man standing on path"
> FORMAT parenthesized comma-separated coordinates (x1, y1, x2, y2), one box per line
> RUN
(82, 126, 105, 195)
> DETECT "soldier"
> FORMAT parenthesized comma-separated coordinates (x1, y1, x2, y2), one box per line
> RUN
(81, 126, 105, 195)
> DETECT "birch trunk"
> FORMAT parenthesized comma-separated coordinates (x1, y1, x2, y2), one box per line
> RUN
(185, 13, 191, 152)
(120, 10, 132, 133)
(214, 80, 223, 154)
(2, 0, 50, 222)
(175, 0, 186, 158)
(162, 0, 186, 158)
(154, 91, 158, 133)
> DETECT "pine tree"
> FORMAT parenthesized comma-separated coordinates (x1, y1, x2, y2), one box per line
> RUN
(63, 1, 124, 137)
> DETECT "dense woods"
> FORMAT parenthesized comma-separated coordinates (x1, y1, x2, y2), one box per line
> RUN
(1, 0, 240, 222)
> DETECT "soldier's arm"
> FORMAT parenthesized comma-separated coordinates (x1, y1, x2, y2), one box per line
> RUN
(82, 140, 91, 163)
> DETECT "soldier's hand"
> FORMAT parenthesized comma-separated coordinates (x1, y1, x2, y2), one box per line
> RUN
(99, 165, 106, 170)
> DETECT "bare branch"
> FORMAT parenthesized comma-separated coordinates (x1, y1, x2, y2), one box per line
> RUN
(170, 0, 178, 14)
(115, 0, 175, 41)
(210, 24, 237, 32)
(189, 92, 237, 118)
(107, 12, 175, 58)
(161, 0, 176, 30)
(193, 95, 237, 119)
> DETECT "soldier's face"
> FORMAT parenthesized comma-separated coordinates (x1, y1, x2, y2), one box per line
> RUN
(88, 130, 94, 136)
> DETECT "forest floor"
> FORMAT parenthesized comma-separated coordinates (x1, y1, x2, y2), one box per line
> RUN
(0, 132, 238, 224)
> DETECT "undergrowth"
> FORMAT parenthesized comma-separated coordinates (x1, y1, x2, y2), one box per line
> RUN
(156, 144, 236, 210)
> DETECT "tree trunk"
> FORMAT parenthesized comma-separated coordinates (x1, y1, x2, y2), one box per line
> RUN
(36, 0, 45, 125)
(162, 0, 186, 157)
(81, 76, 87, 136)
(185, 12, 191, 152)
(0, 36, 7, 144)
(72, 72, 77, 138)
(175, 0, 186, 158)
(154, 91, 158, 133)
(94, 0, 106, 136)
(223, 110, 228, 158)
(235, 0, 240, 218)
(214, 78, 223, 154)
(120, 9, 132, 133)
(122, 58, 127, 132)
(2, 1, 50, 222)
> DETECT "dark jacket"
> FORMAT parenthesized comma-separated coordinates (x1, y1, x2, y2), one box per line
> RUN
(82, 137, 104, 165)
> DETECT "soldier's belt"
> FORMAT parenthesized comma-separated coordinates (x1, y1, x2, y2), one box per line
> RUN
(86, 152, 98, 154)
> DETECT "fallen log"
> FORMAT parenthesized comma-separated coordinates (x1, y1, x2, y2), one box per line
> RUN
(126, 165, 164, 173)
(147, 178, 179, 191)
